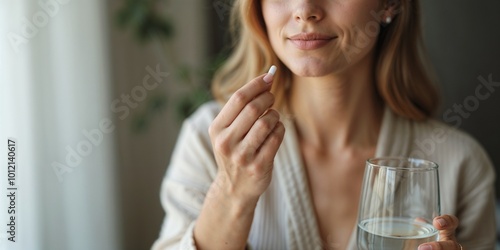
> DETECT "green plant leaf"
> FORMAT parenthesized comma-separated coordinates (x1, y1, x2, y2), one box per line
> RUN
(149, 95, 167, 112)
(116, 0, 174, 42)
(131, 113, 149, 133)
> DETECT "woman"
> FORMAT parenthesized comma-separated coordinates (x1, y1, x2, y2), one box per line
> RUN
(153, 0, 496, 249)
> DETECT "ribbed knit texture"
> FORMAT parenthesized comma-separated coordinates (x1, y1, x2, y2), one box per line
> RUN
(152, 102, 496, 250)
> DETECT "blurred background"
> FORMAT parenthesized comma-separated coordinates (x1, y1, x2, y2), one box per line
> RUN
(0, 0, 499, 250)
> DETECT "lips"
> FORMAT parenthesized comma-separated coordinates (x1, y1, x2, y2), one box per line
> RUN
(288, 33, 336, 50)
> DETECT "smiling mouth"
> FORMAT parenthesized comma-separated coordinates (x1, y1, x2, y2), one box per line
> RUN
(288, 33, 336, 50)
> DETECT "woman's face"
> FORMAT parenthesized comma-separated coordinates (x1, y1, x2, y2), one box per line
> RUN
(261, 0, 386, 77)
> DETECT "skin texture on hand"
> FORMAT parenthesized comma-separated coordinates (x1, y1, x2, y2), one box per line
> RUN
(418, 215, 462, 250)
(194, 72, 285, 250)
(208, 72, 285, 202)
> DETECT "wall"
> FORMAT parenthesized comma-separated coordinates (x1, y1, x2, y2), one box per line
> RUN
(420, 0, 500, 194)
(107, 0, 209, 249)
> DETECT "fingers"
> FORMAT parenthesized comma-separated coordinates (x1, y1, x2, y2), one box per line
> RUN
(434, 215, 459, 241)
(232, 110, 282, 168)
(418, 215, 461, 250)
(207, 67, 281, 202)
(255, 120, 285, 165)
(230, 91, 275, 139)
(242, 109, 280, 151)
(418, 241, 462, 250)
(212, 74, 272, 129)
(210, 70, 278, 161)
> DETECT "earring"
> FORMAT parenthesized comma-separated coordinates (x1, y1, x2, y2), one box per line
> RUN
(386, 16, 392, 24)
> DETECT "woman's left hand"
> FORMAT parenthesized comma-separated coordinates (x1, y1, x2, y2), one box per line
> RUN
(418, 215, 462, 250)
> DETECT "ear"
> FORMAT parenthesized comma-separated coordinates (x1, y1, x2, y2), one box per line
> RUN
(381, 0, 401, 24)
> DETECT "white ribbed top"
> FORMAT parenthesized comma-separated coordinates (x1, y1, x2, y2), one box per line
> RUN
(152, 102, 496, 250)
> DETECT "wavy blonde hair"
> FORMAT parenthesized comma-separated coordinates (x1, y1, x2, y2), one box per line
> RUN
(211, 0, 439, 121)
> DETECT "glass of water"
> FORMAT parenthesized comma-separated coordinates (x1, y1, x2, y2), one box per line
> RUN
(357, 157, 440, 250)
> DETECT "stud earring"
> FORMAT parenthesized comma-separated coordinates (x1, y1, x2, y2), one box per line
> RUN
(386, 16, 392, 24)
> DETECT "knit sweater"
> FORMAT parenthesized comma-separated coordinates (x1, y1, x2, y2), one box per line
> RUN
(152, 101, 496, 250)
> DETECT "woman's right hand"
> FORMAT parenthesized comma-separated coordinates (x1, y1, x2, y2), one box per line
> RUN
(208, 72, 285, 205)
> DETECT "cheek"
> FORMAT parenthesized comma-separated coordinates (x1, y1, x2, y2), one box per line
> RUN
(262, 1, 285, 25)
(262, 2, 286, 31)
(343, 24, 379, 52)
(262, 3, 288, 52)
(337, 4, 382, 62)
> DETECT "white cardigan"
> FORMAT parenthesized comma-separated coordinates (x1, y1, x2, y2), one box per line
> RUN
(152, 102, 496, 250)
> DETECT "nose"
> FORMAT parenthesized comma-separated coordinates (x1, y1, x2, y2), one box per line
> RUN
(294, 2, 324, 23)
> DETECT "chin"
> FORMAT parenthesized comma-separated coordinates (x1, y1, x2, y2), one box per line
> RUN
(294, 69, 328, 77)
(285, 59, 343, 77)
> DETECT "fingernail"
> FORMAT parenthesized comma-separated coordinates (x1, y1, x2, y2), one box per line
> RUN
(263, 65, 277, 83)
(437, 218, 447, 227)
(418, 245, 432, 250)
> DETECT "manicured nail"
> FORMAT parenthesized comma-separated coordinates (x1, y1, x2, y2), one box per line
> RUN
(263, 65, 277, 83)
(418, 245, 432, 250)
(437, 218, 447, 227)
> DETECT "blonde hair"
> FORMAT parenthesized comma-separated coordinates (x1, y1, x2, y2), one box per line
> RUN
(211, 0, 439, 121)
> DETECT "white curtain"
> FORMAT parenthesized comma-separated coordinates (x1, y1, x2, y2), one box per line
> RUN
(0, 1, 120, 250)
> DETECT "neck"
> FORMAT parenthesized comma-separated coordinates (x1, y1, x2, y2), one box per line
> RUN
(288, 60, 383, 151)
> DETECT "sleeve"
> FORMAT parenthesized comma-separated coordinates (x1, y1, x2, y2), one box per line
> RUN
(151, 117, 218, 250)
(455, 141, 496, 249)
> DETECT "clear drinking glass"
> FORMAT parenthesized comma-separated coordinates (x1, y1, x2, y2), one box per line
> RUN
(357, 157, 440, 250)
